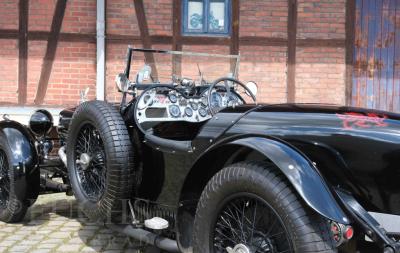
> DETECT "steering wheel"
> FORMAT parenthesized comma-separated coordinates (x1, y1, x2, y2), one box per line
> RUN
(207, 77, 257, 115)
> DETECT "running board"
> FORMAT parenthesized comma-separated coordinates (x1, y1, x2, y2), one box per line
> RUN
(107, 224, 180, 253)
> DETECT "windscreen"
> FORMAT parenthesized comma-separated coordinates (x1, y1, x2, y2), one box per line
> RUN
(128, 49, 240, 84)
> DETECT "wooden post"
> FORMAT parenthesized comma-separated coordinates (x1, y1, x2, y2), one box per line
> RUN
(18, 0, 29, 105)
(34, 0, 67, 105)
(230, 0, 240, 75)
(133, 0, 159, 80)
(345, 0, 355, 106)
(287, 0, 298, 103)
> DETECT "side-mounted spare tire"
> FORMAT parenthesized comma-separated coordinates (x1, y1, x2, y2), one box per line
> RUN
(67, 101, 135, 222)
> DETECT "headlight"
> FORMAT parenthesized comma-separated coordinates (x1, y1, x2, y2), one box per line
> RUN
(115, 73, 129, 92)
(29, 109, 53, 136)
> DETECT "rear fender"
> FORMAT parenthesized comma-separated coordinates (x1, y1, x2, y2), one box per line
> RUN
(230, 136, 349, 224)
(0, 120, 38, 177)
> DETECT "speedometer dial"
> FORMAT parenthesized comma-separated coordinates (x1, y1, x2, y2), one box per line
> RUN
(199, 108, 208, 117)
(190, 102, 198, 110)
(169, 94, 177, 103)
(169, 105, 181, 118)
(184, 107, 193, 117)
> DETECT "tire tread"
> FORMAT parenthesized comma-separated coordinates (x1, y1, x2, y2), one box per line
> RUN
(67, 101, 135, 222)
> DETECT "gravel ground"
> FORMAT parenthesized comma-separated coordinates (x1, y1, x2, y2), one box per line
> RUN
(0, 193, 150, 253)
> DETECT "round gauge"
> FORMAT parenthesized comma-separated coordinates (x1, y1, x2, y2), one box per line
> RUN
(185, 107, 193, 117)
(190, 102, 198, 110)
(169, 94, 177, 103)
(144, 95, 153, 106)
(169, 105, 181, 118)
(211, 92, 223, 108)
(199, 108, 208, 117)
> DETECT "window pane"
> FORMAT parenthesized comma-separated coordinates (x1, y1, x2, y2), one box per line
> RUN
(188, 1, 204, 31)
(209, 0, 226, 32)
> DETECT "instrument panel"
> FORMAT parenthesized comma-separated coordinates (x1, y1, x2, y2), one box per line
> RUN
(135, 87, 242, 124)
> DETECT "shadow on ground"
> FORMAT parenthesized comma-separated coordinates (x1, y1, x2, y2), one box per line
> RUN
(0, 193, 160, 253)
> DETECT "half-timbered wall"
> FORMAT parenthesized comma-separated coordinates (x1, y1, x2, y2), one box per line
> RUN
(0, 0, 349, 108)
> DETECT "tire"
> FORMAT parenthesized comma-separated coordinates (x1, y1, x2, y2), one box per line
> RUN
(193, 161, 336, 253)
(67, 101, 135, 222)
(0, 134, 29, 223)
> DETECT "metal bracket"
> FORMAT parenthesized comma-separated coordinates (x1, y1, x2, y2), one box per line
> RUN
(128, 199, 140, 227)
(336, 189, 400, 252)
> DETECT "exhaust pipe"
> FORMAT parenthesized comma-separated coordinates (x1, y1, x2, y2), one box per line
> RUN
(107, 224, 180, 253)
(40, 176, 70, 192)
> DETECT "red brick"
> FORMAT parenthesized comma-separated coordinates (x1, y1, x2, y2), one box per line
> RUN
(0, 0, 347, 106)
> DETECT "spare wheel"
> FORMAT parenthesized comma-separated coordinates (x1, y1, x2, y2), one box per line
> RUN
(66, 101, 135, 222)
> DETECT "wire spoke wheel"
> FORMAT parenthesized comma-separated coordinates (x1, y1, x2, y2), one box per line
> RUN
(213, 194, 292, 253)
(0, 150, 9, 209)
(74, 123, 107, 202)
(67, 101, 135, 222)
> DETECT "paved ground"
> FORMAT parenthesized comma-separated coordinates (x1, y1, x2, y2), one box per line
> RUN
(0, 193, 149, 253)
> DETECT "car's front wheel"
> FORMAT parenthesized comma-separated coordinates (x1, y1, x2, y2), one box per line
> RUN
(193, 161, 336, 253)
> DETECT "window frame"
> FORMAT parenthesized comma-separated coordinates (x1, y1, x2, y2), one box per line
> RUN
(182, 0, 231, 36)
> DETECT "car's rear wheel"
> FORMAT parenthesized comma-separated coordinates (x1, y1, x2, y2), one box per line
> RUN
(0, 134, 32, 223)
(67, 101, 135, 222)
(193, 161, 336, 253)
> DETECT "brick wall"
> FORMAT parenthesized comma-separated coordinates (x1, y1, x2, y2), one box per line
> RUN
(27, 41, 96, 105)
(296, 0, 346, 104)
(0, 1, 18, 104)
(0, 40, 18, 104)
(296, 47, 345, 104)
(240, 0, 287, 38)
(0, 0, 347, 107)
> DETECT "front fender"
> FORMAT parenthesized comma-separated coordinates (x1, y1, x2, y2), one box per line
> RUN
(231, 136, 349, 225)
(0, 120, 38, 172)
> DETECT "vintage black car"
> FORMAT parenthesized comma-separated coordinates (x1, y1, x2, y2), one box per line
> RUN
(0, 47, 400, 253)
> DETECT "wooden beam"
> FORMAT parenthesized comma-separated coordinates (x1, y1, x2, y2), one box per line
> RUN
(0, 29, 18, 39)
(287, 0, 298, 103)
(28, 31, 96, 42)
(133, 0, 159, 80)
(34, 0, 67, 105)
(345, 0, 355, 106)
(230, 0, 240, 74)
(0, 29, 347, 48)
(172, 0, 182, 76)
(181, 36, 230, 45)
(18, 0, 29, 104)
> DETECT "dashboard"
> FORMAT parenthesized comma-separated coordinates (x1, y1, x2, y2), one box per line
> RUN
(135, 86, 242, 124)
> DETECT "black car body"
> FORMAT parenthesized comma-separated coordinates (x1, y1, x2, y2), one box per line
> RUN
(1, 48, 400, 253)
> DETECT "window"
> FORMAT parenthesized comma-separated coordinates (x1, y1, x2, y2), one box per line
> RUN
(183, 0, 231, 35)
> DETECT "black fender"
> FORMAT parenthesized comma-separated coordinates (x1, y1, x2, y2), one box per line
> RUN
(0, 120, 39, 200)
(229, 136, 349, 224)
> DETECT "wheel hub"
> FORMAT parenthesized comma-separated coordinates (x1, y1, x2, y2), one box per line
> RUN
(226, 244, 251, 253)
(77, 153, 91, 170)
